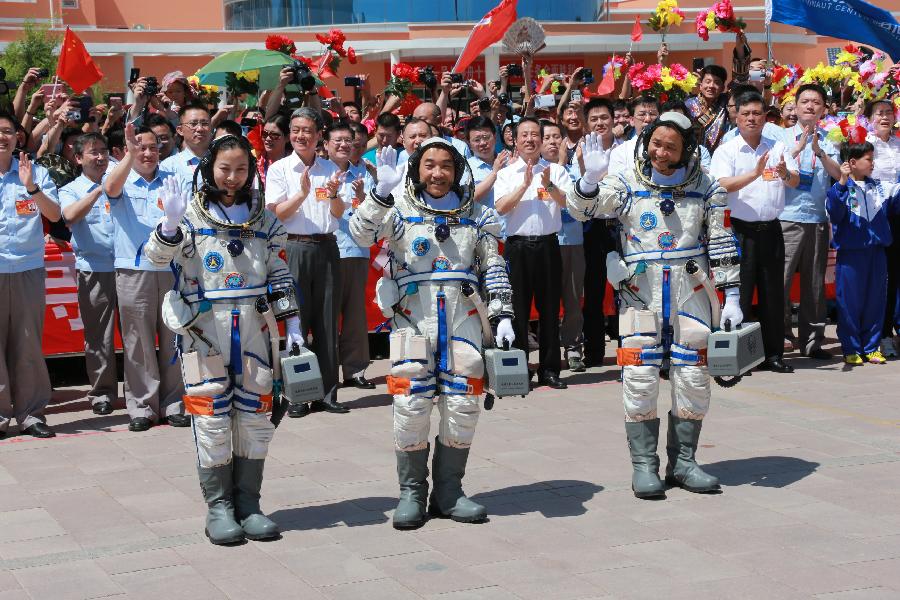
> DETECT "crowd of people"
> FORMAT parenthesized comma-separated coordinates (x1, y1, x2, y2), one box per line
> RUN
(1, 34, 899, 542)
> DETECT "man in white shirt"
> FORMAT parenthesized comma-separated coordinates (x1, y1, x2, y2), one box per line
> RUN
(711, 90, 799, 373)
(160, 103, 212, 196)
(579, 98, 619, 367)
(266, 107, 348, 415)
(495, 117, 573, 389)
(608, 95, 660, 178)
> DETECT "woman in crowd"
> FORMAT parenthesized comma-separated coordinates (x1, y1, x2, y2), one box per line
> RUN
(255, 114, 290, 186)
(144, 133, 303, 544)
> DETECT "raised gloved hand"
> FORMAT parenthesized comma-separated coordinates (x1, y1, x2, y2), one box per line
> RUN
(605, 251, 629, 287)
(581, 132, 611, 187)
(720, 287, 743, 330)
(495, 318, 515, 348)
(159, 176, 188, 235)
(285, 316, 305, 349)
(374, 146, 402, 198)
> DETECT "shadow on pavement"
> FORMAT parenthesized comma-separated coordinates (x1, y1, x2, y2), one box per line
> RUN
(705, 456, 820, 488)
(342, 393, 393, 410)
(270, 498, 393, 531)
(473, 480, 603, 518)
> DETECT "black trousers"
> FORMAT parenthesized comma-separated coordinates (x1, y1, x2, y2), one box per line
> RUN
(732, 218, 787, 360)
(882, 215, 900, 338)
(505, 234, 562, 377)
(286, 237, 341, 403)
(582, 219, 618, 361)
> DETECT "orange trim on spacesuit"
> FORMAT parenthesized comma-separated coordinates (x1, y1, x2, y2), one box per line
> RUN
(386, 376, 411, 395)
(183, 395, 216, 415)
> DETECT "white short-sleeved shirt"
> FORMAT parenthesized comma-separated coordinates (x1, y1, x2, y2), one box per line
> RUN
(494, 157, 571, 236)
(265, 153, 341, 234)
(710, 132, 797, 222)
(869, 134, 900, 184)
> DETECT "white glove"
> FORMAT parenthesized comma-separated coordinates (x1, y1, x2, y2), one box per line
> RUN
(375, 146, 402, 197)
(159, 176, 188, 235)
(285, 316, 305, 349)
(374, 277, 400, 318)
(605, 251, 629, 287)
(720, 288, 743, 330)
(495, 318, 515, 348)
(581, 132, 611, 187)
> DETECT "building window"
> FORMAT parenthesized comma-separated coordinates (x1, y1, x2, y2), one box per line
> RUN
(62, 0, 78, 8)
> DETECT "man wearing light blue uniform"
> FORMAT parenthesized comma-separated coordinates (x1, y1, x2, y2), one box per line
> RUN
(544, 121, 587, 372)
(778, 84, 842, 359)
(104, 124, 185, 432)
(465, 116, 508, 219)
(0, 110, 61, 438)
(59, 133, 119, 416)
(333, 121, 376, 388)
(160, 104, 212, 197)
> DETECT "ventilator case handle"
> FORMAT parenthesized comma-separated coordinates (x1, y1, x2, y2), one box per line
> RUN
(290, 342, 301, 357)
(713, 318, 743, 389)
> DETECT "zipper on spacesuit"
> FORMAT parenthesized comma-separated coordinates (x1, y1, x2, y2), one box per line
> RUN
(661, 266, 673, 371)
(230, 309, 243, 376)
(437, 291, 448, 373)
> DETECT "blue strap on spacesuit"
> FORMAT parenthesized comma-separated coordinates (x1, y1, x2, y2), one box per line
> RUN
(230, 309, 243, 376)
(401, 216, 477, 227)
(195, 228, 268, 240)
(633, 190, 704, 200)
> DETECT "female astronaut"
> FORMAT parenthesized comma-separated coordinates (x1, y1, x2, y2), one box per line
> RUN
(568, 113, 743, 499)
(350, 138, 515, 529)
(145, 135, 303, 543)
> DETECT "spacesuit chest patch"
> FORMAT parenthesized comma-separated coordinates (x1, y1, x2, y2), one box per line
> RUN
(204, 251, 224, 273)
(224, 272, 246, 288)
(657, 231, 677, 250)
(411, 237, 431, 256)
(639, 212, 657, 231)
(432, 256, 451, 271)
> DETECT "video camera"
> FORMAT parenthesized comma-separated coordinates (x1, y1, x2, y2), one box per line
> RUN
(286, 61, 317, 91)
(418, 66, 437, 88)
(142, 76, 159, 96)
(505, 64, 523, 77)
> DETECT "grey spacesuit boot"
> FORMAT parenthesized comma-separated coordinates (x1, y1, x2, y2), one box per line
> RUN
(625, 419, 666, 499)
(665, 413, 721, 493)
(393, 445, 430, 529)
(428, 438, 487, 523)
(232, 457, 280, 540)
(198, 464, 245, 544)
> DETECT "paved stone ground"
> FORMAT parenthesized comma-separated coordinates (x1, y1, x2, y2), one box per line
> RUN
(2, 327, 900, 599)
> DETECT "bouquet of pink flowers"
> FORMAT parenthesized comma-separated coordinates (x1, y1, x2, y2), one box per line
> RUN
(696, 0, 746, 41)
(628, 62, 698, 103)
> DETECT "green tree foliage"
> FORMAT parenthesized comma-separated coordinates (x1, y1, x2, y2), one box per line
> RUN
(0, 20, 61, 83)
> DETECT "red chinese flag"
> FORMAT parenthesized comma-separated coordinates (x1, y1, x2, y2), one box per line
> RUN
(56, 27, 103, 94)
(631, 16, 643, 42)
(452, 0, 518, 74)
(596, 63, 616, 96)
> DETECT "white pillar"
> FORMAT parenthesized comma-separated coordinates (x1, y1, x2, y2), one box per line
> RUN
(123, 53, 134, 104)
(485, 47, 500, 83)
(390, 51, 400, 70)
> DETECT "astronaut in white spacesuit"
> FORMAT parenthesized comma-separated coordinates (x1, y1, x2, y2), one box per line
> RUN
(146, 135, 303, 543)
(568, 113, 743, 499)
(350, 138, 515, 528)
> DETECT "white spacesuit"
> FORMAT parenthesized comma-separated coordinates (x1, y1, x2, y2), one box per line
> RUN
(350, 138, 515, 528)
(568, 114, 742, 498)
(145, 135, 301, 544)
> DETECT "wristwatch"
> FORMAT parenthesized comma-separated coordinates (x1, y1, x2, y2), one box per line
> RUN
(26, 186, 40, 195)
(545, 181, 556, 192)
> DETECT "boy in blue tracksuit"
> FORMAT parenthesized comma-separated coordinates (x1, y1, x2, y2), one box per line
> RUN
(826, 140, 900, 365)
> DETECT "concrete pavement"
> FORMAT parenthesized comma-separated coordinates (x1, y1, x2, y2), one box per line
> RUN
(1, 329, 899, 599)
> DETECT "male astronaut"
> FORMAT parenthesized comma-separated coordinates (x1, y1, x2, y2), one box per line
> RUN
(567, 113, 742, 499)
(350, 138, 515, 529)
(144, 135, 302, 544)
